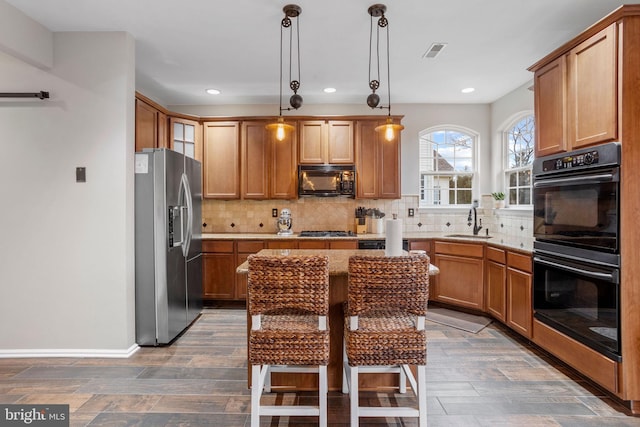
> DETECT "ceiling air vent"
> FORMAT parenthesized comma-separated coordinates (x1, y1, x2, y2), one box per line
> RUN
(423, 42, 447, 59)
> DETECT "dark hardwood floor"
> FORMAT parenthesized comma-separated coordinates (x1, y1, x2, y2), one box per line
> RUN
(1, 308, 638, 426)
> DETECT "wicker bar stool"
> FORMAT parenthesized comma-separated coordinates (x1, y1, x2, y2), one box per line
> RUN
(247, 255, 330, 427)
(342, 254, 430, 427)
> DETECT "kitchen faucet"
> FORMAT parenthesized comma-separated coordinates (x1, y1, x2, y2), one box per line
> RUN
(468, 200, 482, 235)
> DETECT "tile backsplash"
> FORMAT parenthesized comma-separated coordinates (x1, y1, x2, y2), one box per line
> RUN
(202, 195, 533, 238)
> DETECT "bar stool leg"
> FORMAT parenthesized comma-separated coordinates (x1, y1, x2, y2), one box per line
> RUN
(350, 365, 359, 427)
(251, 365, 262, 427)
(399, 366, 407, 393)
(418, 365, 427, 427)
(342, 342, 349, 394)
(320, 365, 328, 427)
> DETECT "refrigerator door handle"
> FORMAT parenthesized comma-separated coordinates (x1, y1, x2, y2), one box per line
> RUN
(179, 173, 194, 258)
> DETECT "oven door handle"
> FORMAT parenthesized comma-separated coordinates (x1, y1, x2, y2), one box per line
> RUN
(533, 172, 618, 188)
(534, 256, 619, 284)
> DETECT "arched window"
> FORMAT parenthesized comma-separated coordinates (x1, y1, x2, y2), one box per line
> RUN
(504, 114, 535, 206)
(419, 126, 478, 208)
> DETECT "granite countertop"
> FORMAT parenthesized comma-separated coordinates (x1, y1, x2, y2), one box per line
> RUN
(202, 231, 533, 254)
(235, 249, 440, 275)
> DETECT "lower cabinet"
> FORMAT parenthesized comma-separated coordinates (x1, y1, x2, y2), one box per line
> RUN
(203, 240, 236, 300)
(484, 247, 533, 339)
(203, 239, 264, 301)
(432, 241, 484, 310)
(506, 251, 533, 338)
(235, 240, 266, 299)
(408, 239, 431, 256)
(202, 238, 531, 333)
(204, 238, 358, 302)
(485, 247, 507, 322)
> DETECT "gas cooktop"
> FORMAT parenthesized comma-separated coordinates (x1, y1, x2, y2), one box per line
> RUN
(299, 230, 356, 237)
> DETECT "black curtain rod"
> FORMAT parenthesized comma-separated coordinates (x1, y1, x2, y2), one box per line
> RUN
(0, 91, 49, 100)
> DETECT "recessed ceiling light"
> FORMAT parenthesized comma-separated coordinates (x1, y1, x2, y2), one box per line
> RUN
(461, 87, 475, 94)
(323, 87, 337, 93)
(206, 88, 221, 95)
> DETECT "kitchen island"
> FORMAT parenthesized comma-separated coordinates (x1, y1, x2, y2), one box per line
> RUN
(236, 249, 438, 391)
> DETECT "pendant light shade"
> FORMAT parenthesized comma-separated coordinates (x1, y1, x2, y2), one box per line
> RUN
(266, 4, 303, 141)
(265, 116, 295, 141)
(367, 4, 404, 141)
(375, 116, 405, 142)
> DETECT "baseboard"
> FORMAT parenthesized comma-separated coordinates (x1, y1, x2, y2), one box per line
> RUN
(0, 344, 139, 359)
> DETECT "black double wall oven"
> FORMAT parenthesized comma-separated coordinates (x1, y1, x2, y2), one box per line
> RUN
(532, 142, 621, 361)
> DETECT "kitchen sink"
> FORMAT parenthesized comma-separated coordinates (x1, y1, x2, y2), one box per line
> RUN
(445, 234, 493, 239)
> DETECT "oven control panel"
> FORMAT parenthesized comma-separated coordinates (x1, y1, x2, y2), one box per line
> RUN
(542, 149, 599, 171)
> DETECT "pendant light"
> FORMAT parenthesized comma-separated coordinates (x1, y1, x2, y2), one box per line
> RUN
(266, 4, 303, 141)
(366, 4, 404, 141)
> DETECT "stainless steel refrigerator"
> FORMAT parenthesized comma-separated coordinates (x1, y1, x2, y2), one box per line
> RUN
(134, 148, 202, 345)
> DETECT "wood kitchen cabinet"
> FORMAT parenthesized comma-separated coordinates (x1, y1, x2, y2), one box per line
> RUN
(241, 121, 269, 199)
(170, 116, 202, 162)
(566, 24, 617, 149)
(135, 97, 167, 152)
(485, 246, 507, 323)
(432, 241, 484, 310)
(531, 23, 617, 156)
(203, 121, 240, 199)
(409, 239, 431, 256)
(204, 239, 265, 301)
(241, 121, 297, 200)
(484, 247, 532, 338)
(202, 240, 236, 300)
(298, 120, 354, 164)
(533, 56, 567, 157)
(506, 251, 532, 338)
(235, 240, 265, 299)
(355, 119, 401, 199)
(530, 7, 640, 408)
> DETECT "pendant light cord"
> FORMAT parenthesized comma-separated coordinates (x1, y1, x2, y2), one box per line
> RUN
(291, 15, 301, 90)
(369, 16, 379, 88)
(385, 17, 391, 116)
(279, 21, 284, 114)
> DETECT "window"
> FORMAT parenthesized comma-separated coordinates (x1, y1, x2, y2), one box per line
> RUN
(504, 114, 534, 206)
(419, 126, 478, 208)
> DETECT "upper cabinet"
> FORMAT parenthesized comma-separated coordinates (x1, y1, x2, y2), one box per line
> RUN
(355, 119, 401, 199)
(566, 24, 617, 149)
(203, 121, 240, 199)
(531, 23, 618, 156)
(135, 97, 167, 152)
(533, 57, 567, 157)
(241, 121, 297, 200)
(135, 96, 402, 201)
(298, 120, 354, 164)
(170, 117, 202, 162)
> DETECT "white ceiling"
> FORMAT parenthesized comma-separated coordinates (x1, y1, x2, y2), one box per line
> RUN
(6, 0, 636, 106)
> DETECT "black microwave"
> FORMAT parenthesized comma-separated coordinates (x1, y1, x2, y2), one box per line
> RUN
(298, 165, 355, 197)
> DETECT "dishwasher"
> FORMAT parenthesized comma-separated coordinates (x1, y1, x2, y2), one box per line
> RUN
(358, 239, 409, 251)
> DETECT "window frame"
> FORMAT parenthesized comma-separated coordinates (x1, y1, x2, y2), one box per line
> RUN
(502, 112, 535, 208)
(418, 125, 480, 209)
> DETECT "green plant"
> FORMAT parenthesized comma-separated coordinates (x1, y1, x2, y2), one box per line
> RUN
(491, 192, 505, 201)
